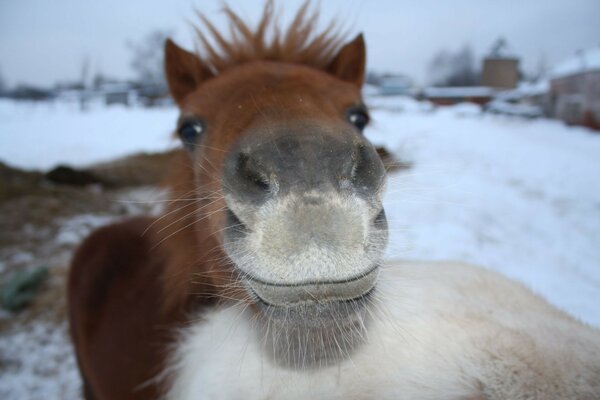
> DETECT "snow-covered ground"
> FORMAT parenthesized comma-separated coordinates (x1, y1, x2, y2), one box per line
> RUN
(367, 98, 600, 327)
(1, 97, 599, 398)
(0, 100, 178, 170)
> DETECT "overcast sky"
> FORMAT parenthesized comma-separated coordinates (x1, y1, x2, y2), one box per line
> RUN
(1, 0, 599, 88)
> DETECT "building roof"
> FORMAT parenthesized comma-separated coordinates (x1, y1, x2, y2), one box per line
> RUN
(495, 80, 549, 101)
(551, 47, 600, 79)
(423, 86, 497, 98)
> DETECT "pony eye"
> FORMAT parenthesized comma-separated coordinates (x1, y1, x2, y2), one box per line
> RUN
(178, 120, 204, 150)
(347, 109, 369, 131)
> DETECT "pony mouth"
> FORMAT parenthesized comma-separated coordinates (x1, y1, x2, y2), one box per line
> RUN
(236, 266, 379, 364)
(243, 267, 379, 316)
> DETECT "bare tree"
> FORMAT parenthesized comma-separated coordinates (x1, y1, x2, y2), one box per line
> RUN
(128, 29, 172, 88)
(0, 67, 6, 95)
(533, 53, 549, 82)
(80, 55, 91, 89)
(428, 44, 479, 87)
(79, 55, 91, 111)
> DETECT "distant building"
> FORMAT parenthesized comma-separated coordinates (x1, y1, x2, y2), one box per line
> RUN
(99, 82, 133, 107)
(481, 58, 519, 88)
(422, 39, 518, 107)
(549, 47, 600, 130)
(6, 85, 54, 101)
(378, 75, 414, 96)
(490, 80, 550, 118)
(481, 39, 520, 89)
(136, 83, 171, 107)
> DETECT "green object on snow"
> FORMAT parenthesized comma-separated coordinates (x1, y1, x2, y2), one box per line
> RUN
(0, 266, 49, 313)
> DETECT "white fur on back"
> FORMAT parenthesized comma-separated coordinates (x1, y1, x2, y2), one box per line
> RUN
(166, 261, 600, 400)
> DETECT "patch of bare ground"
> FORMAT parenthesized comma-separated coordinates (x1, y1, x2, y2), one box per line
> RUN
(0, 151, 176, 398)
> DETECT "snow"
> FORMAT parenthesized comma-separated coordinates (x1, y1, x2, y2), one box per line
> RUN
(1, 97, 600, 397)
(367, 105, 600, 327)
(55, 215, 116, 246)
(0, 99, 178, 170)
(0, 320, 81, 399)
(550, 47, 600, 79)
(366, 95, 435, 113)
(496, 80, 549, 102)
(485, 100, 543, 118)
(516, 79, 549, 96)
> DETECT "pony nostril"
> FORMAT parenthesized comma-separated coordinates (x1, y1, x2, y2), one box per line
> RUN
(249, 172, 270, 192)
(351, 144, 366, 181)
(351, 144, 375, 189)
(346, 143, 386, 194)
(236, 152, 271, 192)
(374, 208, 386, 225)
(225, 207, 248, 233)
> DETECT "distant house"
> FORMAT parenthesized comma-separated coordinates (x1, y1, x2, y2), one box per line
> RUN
(481, 58, 519, 89)
(97, 82, 135, 107)
(136, 83, 171, 107)
(481, 39, 520, 89)
(422, 86, 497, 106)
(549, 47, 600, 130)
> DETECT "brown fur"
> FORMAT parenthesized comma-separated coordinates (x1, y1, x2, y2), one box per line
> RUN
(69, 217, 176, 399)
(68, 2, 368, 398)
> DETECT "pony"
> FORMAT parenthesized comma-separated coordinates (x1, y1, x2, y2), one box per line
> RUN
(68, 2, 600, 399)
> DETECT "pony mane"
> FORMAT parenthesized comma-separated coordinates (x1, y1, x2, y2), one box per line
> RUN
(194, 0, 346, 73)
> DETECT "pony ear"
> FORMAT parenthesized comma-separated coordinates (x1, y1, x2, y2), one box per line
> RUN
(327, 34, 366, 87)
(164, 39, 214, 104)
